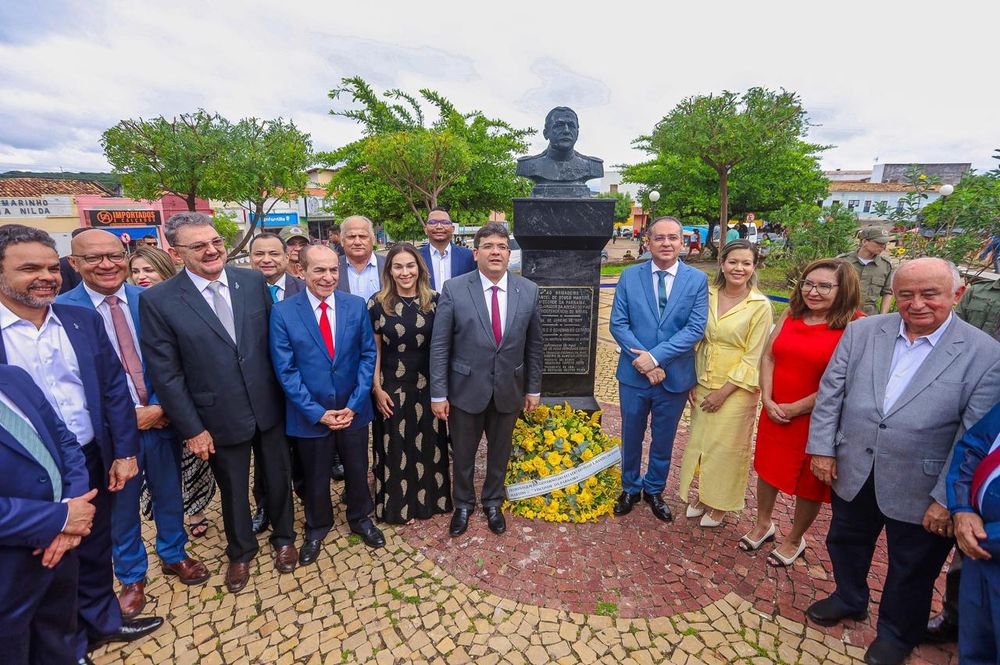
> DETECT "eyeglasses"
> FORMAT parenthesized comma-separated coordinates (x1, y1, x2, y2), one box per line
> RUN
(800, 279, 838, 295)
(426, 219, 453, 226)
(651, 234, 681, 243)
(72, 252, 127, 265)
(173, 237, 225, 253)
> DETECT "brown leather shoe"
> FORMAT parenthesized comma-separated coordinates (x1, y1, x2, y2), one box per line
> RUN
(161, 556, 211, 586)
(273, 545, 298, 574)
(224, 562, 250, 593)
(117, 581, 146, 619)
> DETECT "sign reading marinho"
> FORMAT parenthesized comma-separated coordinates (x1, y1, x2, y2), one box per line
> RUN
(87, 209, 162, 227)
(0, 196, 74, 218)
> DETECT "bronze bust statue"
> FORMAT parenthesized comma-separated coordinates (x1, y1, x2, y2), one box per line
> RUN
(516, 106, 604, 198)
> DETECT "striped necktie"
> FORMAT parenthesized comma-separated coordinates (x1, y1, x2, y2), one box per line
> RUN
(0, 399, 61, 501)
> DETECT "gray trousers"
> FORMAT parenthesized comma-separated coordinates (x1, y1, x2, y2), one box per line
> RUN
(449, 399, 519, 509)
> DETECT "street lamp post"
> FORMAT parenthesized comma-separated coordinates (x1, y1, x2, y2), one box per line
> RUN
(647, 190, 660, 235)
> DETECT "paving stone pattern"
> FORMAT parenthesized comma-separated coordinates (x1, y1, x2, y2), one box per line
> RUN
(92, 285, 958, 664)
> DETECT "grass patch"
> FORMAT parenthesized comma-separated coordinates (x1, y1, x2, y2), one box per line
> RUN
(594, 601, 618, 618)
(682, 627, 698, 636)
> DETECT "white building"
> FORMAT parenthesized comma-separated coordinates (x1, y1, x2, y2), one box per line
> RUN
(821, 162, 970, 223)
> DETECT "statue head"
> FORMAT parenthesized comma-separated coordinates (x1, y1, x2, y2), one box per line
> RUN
(543, 107, 579, 154)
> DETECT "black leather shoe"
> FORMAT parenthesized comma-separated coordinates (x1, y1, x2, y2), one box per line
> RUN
(806, 596, 868, 627)
(484, 506, 506, 535)
(643, 491, 673, 522)
(923, 611, 959, 644)
(352, 523, 385, 549)
(330, 451, 345, 481)
(450, 508, 472, 537)
(299, 539, 322, 565)
(89, 616, 164, 649)
(250, 506, 269, 535)
(613, 491, 641, 516)
(863, 638, 911, 665)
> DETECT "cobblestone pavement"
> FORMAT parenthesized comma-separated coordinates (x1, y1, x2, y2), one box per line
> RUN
(93, 285, 958, 664)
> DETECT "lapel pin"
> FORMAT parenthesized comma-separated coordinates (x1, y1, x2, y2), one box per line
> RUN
(73, 323, 80, 329)
(234, 282, 240, 290)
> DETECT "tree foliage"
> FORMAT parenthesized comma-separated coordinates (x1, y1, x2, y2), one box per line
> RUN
(622, 87, 827, 254)
(769, 203, 859, 283)
(320, 76, 534, 240)
(101, 110, 229, 210)
(597, 191, 635, 223)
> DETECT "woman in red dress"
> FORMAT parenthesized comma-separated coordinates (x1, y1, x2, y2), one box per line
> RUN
(740, 258, 863, 566)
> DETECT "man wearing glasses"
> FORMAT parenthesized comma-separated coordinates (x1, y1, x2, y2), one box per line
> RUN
(418, 207, 476, 291)
(140, 213, 298, 593)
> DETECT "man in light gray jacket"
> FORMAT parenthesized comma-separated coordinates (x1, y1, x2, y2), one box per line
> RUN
(805, 257, 1000, 665)
(430, 222, 544, 539)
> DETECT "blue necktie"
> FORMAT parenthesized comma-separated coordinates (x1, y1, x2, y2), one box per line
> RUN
(656, 270, 669, 318)
(268, 283, 280, 303)
(0, 399, 61, 501)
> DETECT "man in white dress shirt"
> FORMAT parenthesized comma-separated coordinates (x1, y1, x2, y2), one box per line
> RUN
(337, 215, 384, 301)
(419, 207, 476, 291)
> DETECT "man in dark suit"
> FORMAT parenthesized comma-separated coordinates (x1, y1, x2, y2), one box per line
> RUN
(337, 215, 385, 301)
(0, 363, 97, 665)
(248, 231, 307, 534)
(419, 207, 476, 291)
(0, 224, 162, 661)
(429, 222, 544, 537)
(270, 245, 383, 563)
(139, 212, 298, 593)
(609, 216, 708, 523)
(59, 229, 210, 619)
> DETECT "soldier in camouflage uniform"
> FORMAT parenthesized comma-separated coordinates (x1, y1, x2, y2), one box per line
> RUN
(956, 278, 1000, 338)
(839, 226, 894, 315)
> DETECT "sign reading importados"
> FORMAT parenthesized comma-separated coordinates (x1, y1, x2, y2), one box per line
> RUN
(87, 209, 162, 227)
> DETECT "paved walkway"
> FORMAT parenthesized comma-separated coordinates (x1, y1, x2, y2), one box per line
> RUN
(93, 288, 958, 664)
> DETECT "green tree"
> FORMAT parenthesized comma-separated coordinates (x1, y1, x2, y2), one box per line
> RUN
(597, 191, 635, 223)
(769, 203, 858, 283)
(211, 208, 242, 248)
(101, 110, 229, 210)
(212, 117, 313, 256)
(624, 87, 825, 253)
(320, 76, 534, 239)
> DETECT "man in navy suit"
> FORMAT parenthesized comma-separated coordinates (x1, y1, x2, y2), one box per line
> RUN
(609, 216, 708, 523)
(0, 363, 97, 665)
(270, 244, 384, 563)
(419, 207, 476, 291)
(0, 224, 162, 662)
(59, 229, 210, 619)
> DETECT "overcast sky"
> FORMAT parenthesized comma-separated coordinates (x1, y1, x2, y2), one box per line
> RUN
(1, 0, 997, 177)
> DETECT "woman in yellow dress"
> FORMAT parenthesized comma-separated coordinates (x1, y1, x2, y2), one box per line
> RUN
(678, 240, 773, 527)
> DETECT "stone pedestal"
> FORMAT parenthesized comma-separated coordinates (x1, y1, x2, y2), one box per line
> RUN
(513, 197, 614, 413)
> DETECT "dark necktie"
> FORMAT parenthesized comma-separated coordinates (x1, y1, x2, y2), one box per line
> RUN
(104, 295, 148, 405)
(656, 271, 669, 317)
(490, 286, 502, 346)
(319, 301, 335, 360)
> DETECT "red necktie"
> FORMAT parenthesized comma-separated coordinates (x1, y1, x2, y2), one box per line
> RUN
(104, 295, 148, 405)
(319, 301, 335, 360)
(490, 286, 502, 346)
(972, 446, 1000, 511)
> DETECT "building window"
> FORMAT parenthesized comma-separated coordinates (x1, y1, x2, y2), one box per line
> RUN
(896, 200, 905, 212)
(831, 200, 841, 208)
(847, 200, 860, 210)
(863, 200, 872, 212)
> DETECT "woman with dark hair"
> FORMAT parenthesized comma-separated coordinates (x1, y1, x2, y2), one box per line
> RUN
(368, 243, 452, 524)
(741, 258, 862, 566)
(679, 240, 772, 528)
(130, 246, 216, 537)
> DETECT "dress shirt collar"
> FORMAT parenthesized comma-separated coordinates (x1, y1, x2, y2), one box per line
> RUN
(0, 300, 60, 332)
(306, 289, 335, 311)
(272, 273, 287, 291)
(431, 243, 452, 259)
(84, 282, 128, 308)
(186, 267, 228, 292)
(897, 313, 953, 346)
(651, 260, 680, 277)
(479, 270, 509, 293)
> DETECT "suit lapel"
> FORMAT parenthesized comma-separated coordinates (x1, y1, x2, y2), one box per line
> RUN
(659, 265, 687, 324)
(296, 294, 332, 364)
(227, 269, 247, 347)
(503, 274, 520, 349)
(177, 272, 236, 348)
(885, 321, 963, 418)
(55, 306, 102, 436)
(639, 261, 658, 321)
(421, 245, 435, 290)
(466, 275, 496, 347)
(872, 317, 898, 416)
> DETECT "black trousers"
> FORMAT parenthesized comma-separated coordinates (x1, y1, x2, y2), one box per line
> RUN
(827, 472, 953, 648)
(74, 444, 122, 658)
(294, 428, 374, 533)
(252, 439, 304, 508)
(209, 425, 295, 562)
(5, 552, 79, 665)
(449, 399, 519, 510)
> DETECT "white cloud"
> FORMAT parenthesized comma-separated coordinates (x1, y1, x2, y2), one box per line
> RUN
(1, 0, 997, 177)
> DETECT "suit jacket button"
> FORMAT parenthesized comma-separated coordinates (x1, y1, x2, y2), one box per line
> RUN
(38, 477, 48, 483)
(878, 424, 887, 430)
(865, 448, 874, 454)
(238, 356, 244, 362)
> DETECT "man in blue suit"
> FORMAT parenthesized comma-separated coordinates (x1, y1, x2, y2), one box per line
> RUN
(0, 224, 162, 662)
(610, 216, 708, 522)
(59, 229, 210, 619)
(0, 363, 98, 665)
(270, 244, 383, 564)
(419, 207, 476, 291)
(948, 400, 1000, 664)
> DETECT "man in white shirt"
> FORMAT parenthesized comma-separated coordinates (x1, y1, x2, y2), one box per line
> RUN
(337, 215, 384, 301)
(419, 207, 476, 291)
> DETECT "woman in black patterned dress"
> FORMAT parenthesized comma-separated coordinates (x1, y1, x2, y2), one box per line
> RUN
(368, 243, 452, 524)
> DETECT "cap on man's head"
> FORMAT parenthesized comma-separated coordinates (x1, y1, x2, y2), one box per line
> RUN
(279, 226, 310, 245)
(860, 227, 891, 244)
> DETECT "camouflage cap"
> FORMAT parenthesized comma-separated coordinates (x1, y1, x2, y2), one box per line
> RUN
(279, 225, 311, 244)
(860, 226, 891, 244)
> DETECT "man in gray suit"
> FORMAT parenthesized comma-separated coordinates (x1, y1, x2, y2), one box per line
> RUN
(430, 222, 544, 538)
(337, 215, 385, 301)
(805, 257, 1000, 665)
